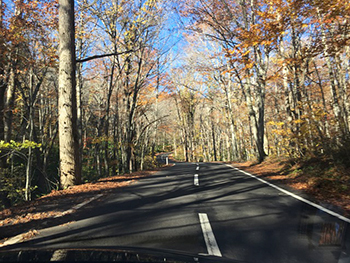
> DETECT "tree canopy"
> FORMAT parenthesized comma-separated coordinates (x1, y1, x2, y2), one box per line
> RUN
(0, 0, 349, 208)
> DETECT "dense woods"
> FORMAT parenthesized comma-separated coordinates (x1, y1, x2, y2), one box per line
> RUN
(171, 0, 350, 164)
(0, 0, 349, 208)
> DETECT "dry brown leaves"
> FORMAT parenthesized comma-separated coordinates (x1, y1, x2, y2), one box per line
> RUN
(0, 211, 64, 227)
(22, 230, 39, 240)
(43, 171, 157, 199)
(60, 221, 76, 227)
(289, 182, 308, 190)
(234, 160, 285, 177)
(44, 180, 133, 198)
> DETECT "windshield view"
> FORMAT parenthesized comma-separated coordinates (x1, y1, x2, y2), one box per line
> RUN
(0, 0, 349, 262)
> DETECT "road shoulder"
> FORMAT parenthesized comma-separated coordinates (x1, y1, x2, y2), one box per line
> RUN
(229, 158, 350, 217)
(0, 170, 160, 246)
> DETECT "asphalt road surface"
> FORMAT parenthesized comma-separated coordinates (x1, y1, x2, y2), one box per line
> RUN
(4, 162, 350, 263)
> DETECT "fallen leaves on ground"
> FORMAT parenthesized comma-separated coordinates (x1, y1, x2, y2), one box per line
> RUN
(0, 211, 64, 227)
(60, 221, 76, 227)
(44, 179, 132, 198)
(22, 230, 39, 241)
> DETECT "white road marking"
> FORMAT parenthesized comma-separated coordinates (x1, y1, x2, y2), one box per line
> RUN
(226, 164, 350, 224)
(196, 166, 199, 171)
(198, 213, 222, 257)
(0, 233, 25, 247)
(0, 194, 104, 247)
(54, 194, 104, 218)
(73, 194, 103, 210)
(194, 174, 199, 186)
(50, 250, 68, 261)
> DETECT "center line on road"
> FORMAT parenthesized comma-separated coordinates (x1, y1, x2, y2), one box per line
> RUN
(194, 174, 199, 186)
(196, 166, 199, 171)
(198, 213, 222, 257)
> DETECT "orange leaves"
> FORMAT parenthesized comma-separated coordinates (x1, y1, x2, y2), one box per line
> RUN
(242, 49, 251, 56)
(1, 0, 58, 69)
(244, 62, 255, 70)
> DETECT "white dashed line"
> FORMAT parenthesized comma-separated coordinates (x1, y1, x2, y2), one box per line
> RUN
(196, 166, 199, 171)
(198, 213, 222, 257)
(226, 164, 350, 224)
(194, 174, 199, 186)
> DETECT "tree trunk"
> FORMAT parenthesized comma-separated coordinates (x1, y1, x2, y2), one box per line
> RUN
(4, 68, 15, 142)
(103, 55, 116, 176)
(58, 0, 81, 188)
(25, 69, 34, 201)
(245, 78, 266, 163)
(173, 133, 177, 158)
(76, 51, 83, 179)
(76, 10, 84, 180)
(344, 46, 350, 131)
(0, 0, 5, 141)
(211, 118, 217, 161)
(317, 7, 344, 138)
(223, 73, 238, 160)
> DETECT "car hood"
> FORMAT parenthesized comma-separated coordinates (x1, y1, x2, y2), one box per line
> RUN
(0, 246, 241, 262)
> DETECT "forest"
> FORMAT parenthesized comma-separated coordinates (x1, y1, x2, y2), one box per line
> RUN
(0, 0, 349, 209)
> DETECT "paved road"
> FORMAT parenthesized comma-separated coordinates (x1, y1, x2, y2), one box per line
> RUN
(5, 162, 350, 262)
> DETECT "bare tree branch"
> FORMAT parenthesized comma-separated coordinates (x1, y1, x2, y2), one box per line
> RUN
(76, 50, 135, 63)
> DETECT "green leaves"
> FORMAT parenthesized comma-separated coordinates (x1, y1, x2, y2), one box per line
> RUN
(0, 140, 41, 152)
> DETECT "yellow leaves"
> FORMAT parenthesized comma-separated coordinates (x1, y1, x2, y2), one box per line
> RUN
(261, 40, 273, 46)
(268, 121, 292, 141)
(293, 119, 305, 124)
(145, 0, 156, 7)
(112, 1, 124, 14)
(242, 49, 251, 56)
(265, 73, 280, 82)
(221, 68, 234, 75)
(244, 62, 254, 70)
(270, 126, 292, 138)
(227, 46, 250, 58)
(91, 136, 109, 145)
(0, 140, 42, 152)
(268, 121, 285, 126)
(15, 93, 24, 104)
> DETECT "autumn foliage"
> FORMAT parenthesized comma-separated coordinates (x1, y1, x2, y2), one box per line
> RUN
(0, 0, 349, 209)
(171, 0, 350, 165)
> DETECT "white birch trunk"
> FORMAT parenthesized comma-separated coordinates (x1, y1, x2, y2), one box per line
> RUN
(58, 0, 81, 188)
